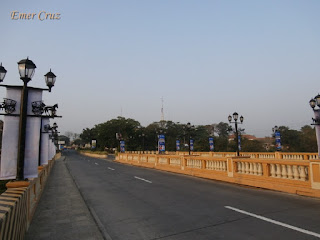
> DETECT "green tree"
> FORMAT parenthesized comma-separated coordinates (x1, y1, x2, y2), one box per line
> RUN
(215, 122, 229, 138)
(241, 139, 265, 152)
(299, 125, 317, 152)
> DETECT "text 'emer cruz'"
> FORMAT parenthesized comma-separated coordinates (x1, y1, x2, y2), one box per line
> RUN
(11, 11, 61, 21)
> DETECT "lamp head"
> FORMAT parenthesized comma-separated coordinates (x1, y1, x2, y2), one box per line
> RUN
(315, 94, 320, 107)
(0, 63, 7, 82)
(17, 57, 36, 83)
(44, 69, 56, 92)
(233, 112, 239, 121)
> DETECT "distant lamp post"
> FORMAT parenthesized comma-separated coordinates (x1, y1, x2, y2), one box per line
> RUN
(185, 122, 194, 155)
(228, 112, 244, 156)
(1, 58, 56, 180)
(142, 133, 145, 153)
(309, 94, 320, 157)
(139, 133, 145, 153)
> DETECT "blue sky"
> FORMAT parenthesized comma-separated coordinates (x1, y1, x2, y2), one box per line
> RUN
(0, 0, 319, 137)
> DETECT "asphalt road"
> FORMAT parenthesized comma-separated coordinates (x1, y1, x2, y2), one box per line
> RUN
(64, 150, 320, 240)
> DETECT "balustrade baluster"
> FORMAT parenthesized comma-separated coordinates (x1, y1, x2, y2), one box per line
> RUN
(240, 162, 244, 173)
(276, 164, 281, 177)
(222, 162, 226, 171)
(270, 164, 276, 177)
(292, 165, 299, 180)
(299, 166, 306, 181)
(257, 163, 263, 176)
(245, 162, 249, 174)
(253, 163, 258, 175)
(237, 162, 241, 173)
(287, 165, 293, 179)
(249, 163, 253, 174)
(281, 165, 287, 179)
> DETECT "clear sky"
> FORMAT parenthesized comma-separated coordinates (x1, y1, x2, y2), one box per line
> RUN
(0, 0, 319, 137)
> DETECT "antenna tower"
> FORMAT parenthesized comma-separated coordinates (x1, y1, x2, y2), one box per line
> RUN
(161, 97, 164, 122)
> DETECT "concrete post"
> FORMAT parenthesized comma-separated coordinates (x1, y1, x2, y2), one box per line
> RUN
(314, 110, 320, 158)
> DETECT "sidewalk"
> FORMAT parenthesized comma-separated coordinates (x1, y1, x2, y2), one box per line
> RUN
(25, 157, 104, 240)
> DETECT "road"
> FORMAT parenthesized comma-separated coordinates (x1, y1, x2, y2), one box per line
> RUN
(63, 150, 320, 240)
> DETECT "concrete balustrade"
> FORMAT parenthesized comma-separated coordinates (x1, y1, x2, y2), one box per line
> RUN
(117, 153, 320, 198)
(125, 151, 319, 160)
(0, 153, 60, 240)
(79, 151, 108, 159)
(169, 158, 181, 166)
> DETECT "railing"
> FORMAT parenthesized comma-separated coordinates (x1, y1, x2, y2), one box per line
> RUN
(0, 153, 60, 240)
(117, 153, 320, 198)
(124, 151, 319, 160)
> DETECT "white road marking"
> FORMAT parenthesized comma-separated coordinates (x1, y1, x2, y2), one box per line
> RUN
(134, 176, 152, 184)
(225, 206, 320, 238)
(95, 163, 99, 165)
(108, 167, 115, 171)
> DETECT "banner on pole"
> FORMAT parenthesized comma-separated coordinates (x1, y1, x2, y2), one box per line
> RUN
(238, 135, 241, 151)
(176, 140, 180, 151)
(190, 139, 194, 151)
(158, 134, 165, 152)
(275, 131, 281, 151)
(209, 137, 214, 151)
(120, 140, 125, 153)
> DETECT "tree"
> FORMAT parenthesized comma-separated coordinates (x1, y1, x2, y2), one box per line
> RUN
(80, 128, 96, 145)
(241, 139, 265, 152)
(300, 125, 317, 152)
(215, 122, 229, 138)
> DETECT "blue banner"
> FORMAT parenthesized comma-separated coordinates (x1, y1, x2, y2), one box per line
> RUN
(238, 135, 241, 151)
(158, 134, 165, 152)
(176, 140, 180, 151)
(120, 140, 125, 153)
(275, 131, 281, 151)
(209, 137, 214, 151)
(190, 139, 194, 151)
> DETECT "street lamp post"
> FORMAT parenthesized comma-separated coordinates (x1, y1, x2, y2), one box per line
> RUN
(142, 133, 145, 153)
(185, 122, 194, 155)
(309, 94, 320, 157)
(0, 58, 56, 180)
(228, 112, 244, 157)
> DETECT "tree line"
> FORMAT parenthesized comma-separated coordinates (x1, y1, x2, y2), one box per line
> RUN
(75, 117, 318, 153)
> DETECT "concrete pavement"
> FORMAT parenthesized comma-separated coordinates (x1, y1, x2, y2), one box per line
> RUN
(24, 156, 103, 240)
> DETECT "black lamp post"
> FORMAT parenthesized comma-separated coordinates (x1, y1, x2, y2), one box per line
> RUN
(309, 94, 320, 156)
(228, 112, 244, 157)
(272, 125, 278, 134)
(185, 122, 195, 155)
(141, 133, 145, 153)
(186, 122, 191, 155)
(1, 58, 56, 180)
